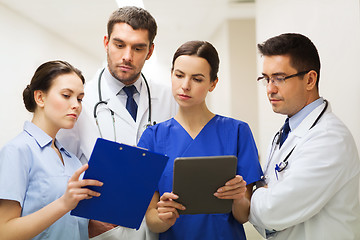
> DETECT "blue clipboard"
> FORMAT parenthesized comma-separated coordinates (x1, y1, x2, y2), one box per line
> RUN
(71, 138, 168, 230)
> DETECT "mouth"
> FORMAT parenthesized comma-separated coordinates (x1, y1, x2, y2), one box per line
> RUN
(67, 114, 78, 119)
(269, 96, 282, 104)
(118, 64, 133, 72)
(178, 94, 191, 100)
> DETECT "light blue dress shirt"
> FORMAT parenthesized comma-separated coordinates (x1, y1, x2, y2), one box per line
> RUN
(289, 97, 324, 131)
(0, 121, 88, 239)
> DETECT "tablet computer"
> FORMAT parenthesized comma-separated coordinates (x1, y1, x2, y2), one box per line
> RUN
(173, 155, 237, 215)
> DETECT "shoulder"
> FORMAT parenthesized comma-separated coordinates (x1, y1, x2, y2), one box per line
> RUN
(138, 119, 173, 147)
(0, 131, 33, 165)
(142, 118, 174, 136)
(213, 115, 251, 130)
(315, 111, 355, 142)
(148, 80, 172, 98)
(301, 110, 359, 170)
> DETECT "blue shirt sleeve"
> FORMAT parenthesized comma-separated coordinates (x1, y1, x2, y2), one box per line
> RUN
(236, 122, 263, 185)
(138, 127, 154, 151)
(0, 140, 31, 206)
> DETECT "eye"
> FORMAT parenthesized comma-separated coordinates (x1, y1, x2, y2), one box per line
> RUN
(193, 78, 203, 82)
(77, 98, 83, 103)
(135, 47, 146, 52)
(274, 76, 286, 82)
(263, 76, 270, 83)
(115, 43, 124, 48)
(62, 94, 70, 99)
(175, 73, 183, 78)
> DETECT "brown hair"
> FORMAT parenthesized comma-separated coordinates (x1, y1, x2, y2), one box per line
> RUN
(172, 41, 220, 82)
(107, 6, 157, 45)
(23, 60, 85, 112)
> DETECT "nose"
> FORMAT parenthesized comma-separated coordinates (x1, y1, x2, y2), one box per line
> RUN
(122, 46, 133, 62)
(266, 80, 278, 95)
(181, 78, 191, 91)
(71, 98, 81, 110)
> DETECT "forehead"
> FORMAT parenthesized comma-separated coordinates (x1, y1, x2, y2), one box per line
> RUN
(110, 22, 150, 46)
(262, 55, 296, 74)
(50, 73, 84, 91)
(174, 55, 211, 75)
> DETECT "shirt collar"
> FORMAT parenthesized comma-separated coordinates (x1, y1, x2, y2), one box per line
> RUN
(289, 97, 324, 131)
(23, 121, 52, 148)
(23, 121, 71, 157)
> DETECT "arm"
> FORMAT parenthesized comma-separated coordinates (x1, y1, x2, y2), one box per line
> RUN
(214, 175, 252, 223)
(0, 164, 102, 240)
(145, 191, 185, 233)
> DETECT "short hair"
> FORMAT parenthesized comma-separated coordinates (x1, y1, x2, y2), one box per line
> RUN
(107, 6, 157, 44)
(171, 41, 220, 82)
(258, 33, 321, 87)
(23, 60, 84, 112)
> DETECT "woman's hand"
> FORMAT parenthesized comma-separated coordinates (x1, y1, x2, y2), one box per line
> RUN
(214, 175, 247, 200)
(157, 192, 186, 227)
(60, 164, 103, 211)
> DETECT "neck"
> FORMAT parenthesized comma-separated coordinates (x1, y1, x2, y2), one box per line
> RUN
(175, 104, 215, 139)
(31, 113, 59, 140)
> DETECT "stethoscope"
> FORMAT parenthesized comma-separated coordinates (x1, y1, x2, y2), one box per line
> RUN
(93, 68, 155, 141)
(263, 99, 329, 180)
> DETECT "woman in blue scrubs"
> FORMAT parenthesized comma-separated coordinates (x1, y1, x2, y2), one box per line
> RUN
(138, 41, 263, 239)
(0, 61, 103, 240)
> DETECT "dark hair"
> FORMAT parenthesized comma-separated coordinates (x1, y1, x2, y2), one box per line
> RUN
(171, 41, 220, 82)
(107, 6, 157, 45)
(258, 33, 321, 87)
(23, 60, 85, 112)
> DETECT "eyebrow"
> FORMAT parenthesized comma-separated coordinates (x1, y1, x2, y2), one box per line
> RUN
(262, 72, 287, 76)
(62, 88, 84, 96)
(174, 69, 205, 78)
(112, 38, 148, 48)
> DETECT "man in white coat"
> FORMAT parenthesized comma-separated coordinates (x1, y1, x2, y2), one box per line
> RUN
(58, 6, 177, 240)
(249, 33, 360, 239)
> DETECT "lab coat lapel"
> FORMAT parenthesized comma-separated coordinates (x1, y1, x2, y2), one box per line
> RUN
(277, 102, 329, 161)
(106, 94, 135, 127)
(136, 78, 150, 127)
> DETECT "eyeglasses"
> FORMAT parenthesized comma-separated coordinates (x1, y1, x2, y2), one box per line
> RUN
(257, 70, 311, 86)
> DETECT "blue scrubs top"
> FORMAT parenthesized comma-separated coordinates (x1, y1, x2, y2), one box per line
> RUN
(138, 115, 263, 240)
(0, 121, 88, 240)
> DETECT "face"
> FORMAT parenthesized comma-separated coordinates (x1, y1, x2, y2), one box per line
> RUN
(262, 55, 310, 117)
(36, 73, 84, 132)
(171, 55, 217, 108)
(104, 22, 154, 85)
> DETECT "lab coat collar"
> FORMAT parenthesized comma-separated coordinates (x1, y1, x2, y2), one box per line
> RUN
(291, 101, 330, 139)
(278, 101, 330, 154)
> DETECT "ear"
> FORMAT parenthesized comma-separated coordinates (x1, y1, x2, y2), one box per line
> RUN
(104, 35, 109, 51)
(306, 70, 318, 91)
(209, 78, 219, 92)
(146, 43, 155, 60)
(33, 90, 46, 108)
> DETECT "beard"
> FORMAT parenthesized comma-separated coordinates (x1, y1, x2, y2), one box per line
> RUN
(108, 65, 141, 85)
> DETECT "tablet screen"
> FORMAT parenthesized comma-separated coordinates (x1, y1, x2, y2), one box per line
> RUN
(173, 155, 237, 215)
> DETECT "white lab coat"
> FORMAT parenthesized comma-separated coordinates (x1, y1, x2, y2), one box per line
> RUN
(58, 68, 177, 240)
(249, 101, 360, 240)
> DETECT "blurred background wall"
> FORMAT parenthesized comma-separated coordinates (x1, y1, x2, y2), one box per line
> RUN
(0, 0, 359, 238)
